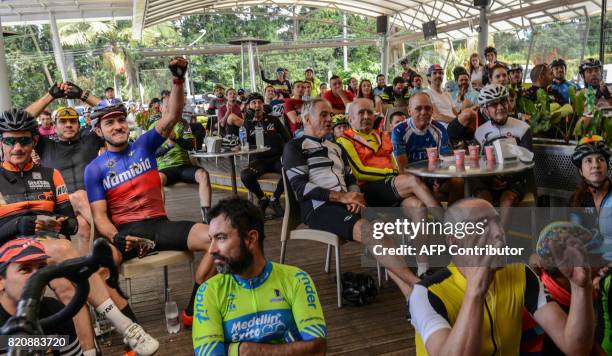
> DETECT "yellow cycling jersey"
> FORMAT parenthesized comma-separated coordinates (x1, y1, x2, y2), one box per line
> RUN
(409, 263, 550, 356)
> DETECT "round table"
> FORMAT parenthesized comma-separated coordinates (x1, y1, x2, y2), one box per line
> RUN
(191, 146, 270, 195)
(405, 157, 535, 197)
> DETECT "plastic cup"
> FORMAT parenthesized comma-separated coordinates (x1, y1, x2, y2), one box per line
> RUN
(484, 145, 495, 162)
(454, 149, 466, 167)
(468, 145, 479, 160)
(426, 147, 438, 162)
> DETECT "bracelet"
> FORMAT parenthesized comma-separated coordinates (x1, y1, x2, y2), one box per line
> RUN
(173, 78, 185, 85)
(81, 90, 90, 102)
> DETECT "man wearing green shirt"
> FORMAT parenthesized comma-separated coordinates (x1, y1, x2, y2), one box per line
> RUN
(148, 108, 212, 223)
(193, 197, 327, 356)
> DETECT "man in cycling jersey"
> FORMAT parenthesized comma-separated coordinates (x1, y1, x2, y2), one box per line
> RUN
(282, 98, 420, 296)
(473, 84, 532, 212)
(192, 197, 327, 356)
(25, 83, 104, 255)
(579, 58, 611, 105)
(392, 92, 464, 204)
(149, 98, 213, 224)
(550, 58, 577, 104)
(336, 98, 442, 276)
(406, 198, 594, 356)
(0, 109, 159, 355)
(0, 238, 83, 356)
(84, 57, 216, 327)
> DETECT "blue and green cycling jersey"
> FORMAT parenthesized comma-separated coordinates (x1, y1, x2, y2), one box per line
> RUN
(192, 261, 327, 356)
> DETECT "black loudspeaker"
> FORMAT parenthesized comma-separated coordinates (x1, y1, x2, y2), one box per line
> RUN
(376, 16, 388, 34)
(422, 21, 437, 40)
(474, 0, 490, 7)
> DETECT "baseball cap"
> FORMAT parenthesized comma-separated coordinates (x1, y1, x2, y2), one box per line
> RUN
(305, 67, 314, 73)
(427, 64, 443, 76)
(0, 238, 49, 273)
(276, 67, 285, 73)
(237, 88, 246, 95)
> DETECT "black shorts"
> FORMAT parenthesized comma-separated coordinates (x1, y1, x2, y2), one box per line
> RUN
(361, 177, 401, 207)
(471, 175, 526, 202)
(305, 203, 360, 241)
(159, 165, 201, 185)
(117, 217, 195, 260)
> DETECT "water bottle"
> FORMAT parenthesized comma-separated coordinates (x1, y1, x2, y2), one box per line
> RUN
(239, 126, 249, 151)
(164, 288, 180, 334)
(255, 126, 264, 149)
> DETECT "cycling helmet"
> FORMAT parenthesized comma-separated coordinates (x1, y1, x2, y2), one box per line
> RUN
(332, 113, 349, 128)
(571, 136, 611, 167)
(52, 107, 79, 121)
(0, 109, 38, 133)
(91, 103, 127, 127)
(550, 58, 567, 69)
(477, 84, 509, 107)
(579, 58, 602, 75)
(508, 63, 523, 73)
(341, 272, 378, 306)
(245, 92, 264, 106)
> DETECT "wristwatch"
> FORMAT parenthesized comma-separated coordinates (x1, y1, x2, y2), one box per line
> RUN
(173, 78, 185, 85)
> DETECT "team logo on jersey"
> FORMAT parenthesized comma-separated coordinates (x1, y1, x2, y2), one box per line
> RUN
(56, 184, 67, 196)
(226, 293, 237, 312)
(229, 312, 287, 340)
(270, 289, 284, 303)
(294, 271, 318, 309)
(32, 172, 42, 180)
(105, 159, 116, 168)
(27, 180, 51, 190)
(102, 158, 152, 190)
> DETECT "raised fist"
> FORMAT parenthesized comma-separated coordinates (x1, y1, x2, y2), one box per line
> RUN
(64, 82, 84, 100)
(48, 83, 66, 99)
(168, 57, 188, 79)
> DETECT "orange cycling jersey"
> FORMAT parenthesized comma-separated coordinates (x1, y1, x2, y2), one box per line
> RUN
(0, 160, 75, 244)
(336, 128, 396, 184)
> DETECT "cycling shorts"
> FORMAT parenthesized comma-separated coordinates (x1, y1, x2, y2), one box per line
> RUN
(159, 165, 202, 186)
(116, 217, 194, 260)
(361, 177, 401, 207)
(305, 202, 359, 241)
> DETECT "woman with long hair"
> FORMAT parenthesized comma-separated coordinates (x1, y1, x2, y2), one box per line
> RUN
(357, 79, 383, 114)
(468, 53, 484, 90)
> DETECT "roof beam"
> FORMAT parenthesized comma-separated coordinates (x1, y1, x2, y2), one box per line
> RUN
(132, 0, 147, 40)
(138, 37, 378, 57)
(388, 0, 589, 44)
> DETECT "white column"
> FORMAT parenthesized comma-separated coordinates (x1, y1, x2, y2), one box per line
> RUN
(478, 5, 489, 57)
(380, 34, 389, 79)
(48, 12, 68, 82)
(247, 42, 257, 92)
(343, 13, 348, 70)
(0, 18, 12, 110)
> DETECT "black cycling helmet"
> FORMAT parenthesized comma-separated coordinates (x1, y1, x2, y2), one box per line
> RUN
(91, 103, 127, 127)
(0, 109, 38, 134)
(579, 58, 602, 75)
(341, 272, 378, 306)
(550, 58, 567, 69)
(245, 92, 264, 106)
(572, 137, 611, 168)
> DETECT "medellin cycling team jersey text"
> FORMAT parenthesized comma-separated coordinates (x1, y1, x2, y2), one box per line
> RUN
(84, 129, 167, 226)
(192, 262, 327, 356)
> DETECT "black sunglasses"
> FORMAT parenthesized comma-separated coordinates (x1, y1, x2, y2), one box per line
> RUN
(1, 136, 34, 146)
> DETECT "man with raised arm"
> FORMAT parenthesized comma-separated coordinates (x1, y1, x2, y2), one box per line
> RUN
(84, 57, 216, 328)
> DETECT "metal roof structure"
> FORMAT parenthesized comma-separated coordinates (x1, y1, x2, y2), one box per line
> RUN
(131, 0, 610, 43)
(0, 0, 132, 26)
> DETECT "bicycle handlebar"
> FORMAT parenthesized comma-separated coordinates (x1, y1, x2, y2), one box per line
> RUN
(0, 239, 118, 356)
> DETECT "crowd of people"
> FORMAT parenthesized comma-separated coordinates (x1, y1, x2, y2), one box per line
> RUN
(0, 48, 611, 356)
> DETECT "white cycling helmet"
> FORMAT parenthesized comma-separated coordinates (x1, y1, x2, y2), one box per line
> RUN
(477, 84, 509, 107)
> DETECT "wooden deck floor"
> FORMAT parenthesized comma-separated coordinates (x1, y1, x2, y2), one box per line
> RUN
(101, 185, 416, 355)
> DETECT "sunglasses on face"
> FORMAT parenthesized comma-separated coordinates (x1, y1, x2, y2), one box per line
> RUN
(1, 136, 33, 146)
